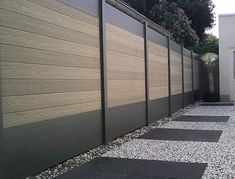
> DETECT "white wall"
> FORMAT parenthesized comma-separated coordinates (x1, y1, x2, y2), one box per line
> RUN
(219, 14, 235, 100)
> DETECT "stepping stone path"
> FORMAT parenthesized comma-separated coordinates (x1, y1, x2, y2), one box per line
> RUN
(40, 103, 235, 178)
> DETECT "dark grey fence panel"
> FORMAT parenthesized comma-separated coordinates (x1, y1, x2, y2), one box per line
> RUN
(1, 0, 103, 178)
(183, 48, 193, 105)
(148, 27, 168, 47)
(105, 3, 144, 37)
(147, 27, 169, 123)
(170, 40, 183, 113)
(3, 112, 102, 179)
(58, 0, 99, 17)
(104, 2, 146, 141)
(193, 54, 200, 102)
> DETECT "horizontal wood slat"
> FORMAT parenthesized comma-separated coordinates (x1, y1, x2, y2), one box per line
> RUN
(0, 0, 101, 128)
(148, 41, 168, 100)
(27, 0, 99, 26)
(193, 60, 200, 90)
(3, 91, 101, 114)
(107, 70, 145, 80)
(4, 101, 101, 128)
(0, 8, 99, 48)
(108, 80, 145, 89)
(106, 22, 145, 107)
(0, 26, 99, 58)
(2, 79, 100, 96)
(106, 23, 144, 44)
(0, 0, 99, 36)
(170, 50, 182, 95)
(0, 0, 199, 130)
(1, 61, 100, 80)
(184, 56, 192, 92)
(0, 44, 100, 69)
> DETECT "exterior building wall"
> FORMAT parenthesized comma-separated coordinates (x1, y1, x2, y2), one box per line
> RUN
(219, 14, 235, 101)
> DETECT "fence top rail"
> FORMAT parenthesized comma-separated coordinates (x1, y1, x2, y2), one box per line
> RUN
(170, 40, 181, 53)
(106, 0, 171, 37)
(106, 0, 199, 57)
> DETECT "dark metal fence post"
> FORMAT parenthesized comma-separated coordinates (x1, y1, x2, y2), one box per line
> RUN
(181, 45, 184, 107)
(167, 36, 171, 116)
(144, 22, 149, 125)
(0, 47, 3, 179)
(191, 51, 194, 103)
(99, 0, 107, 144)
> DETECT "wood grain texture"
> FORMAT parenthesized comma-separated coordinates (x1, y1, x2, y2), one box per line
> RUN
(106, 40, 144, 59)
(0, 45, 100, 69)
(184, 56, 192, 92)
(106, 23, 144, 45)
(0, 26, 99, 58)
(2, 79, 101, 96)
(193, 60, 200, 90)
(0, 8, 99, 48)
(106, 23, 145, 107)
(170, 50, 182, 95)
(107, 70, 145, 80)
(106, 51, 145, 73)
(149, 87, 169, 99)
(3, 101, 101, 128)
(108, 80, 145, 89)
(0, 0, 99, 36)
(27, 0, 99, 26)
(3, 91, 101, 113)
(148, 41, 168, 56)
(0, 0, 101, 128)
(108, 88, 145, 107)
(106, 23, 144, 59)
(148, 41, 169, 100)
(1, 61, 100, 80)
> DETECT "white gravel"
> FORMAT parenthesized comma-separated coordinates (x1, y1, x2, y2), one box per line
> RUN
(184, 105, 234, 116)
(104, 104, 235, 179)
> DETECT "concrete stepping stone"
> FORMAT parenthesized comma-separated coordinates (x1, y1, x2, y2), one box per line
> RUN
(139, 128, 222, 142)
(174, 115, 230, 122)
(56, 157, 207, 179)
(199, 102, 234, 106)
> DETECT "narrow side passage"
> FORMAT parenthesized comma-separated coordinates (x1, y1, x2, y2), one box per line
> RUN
(47, 104, 235, 178)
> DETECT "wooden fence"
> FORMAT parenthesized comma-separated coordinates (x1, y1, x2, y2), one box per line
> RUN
(0, 0, 201, 178)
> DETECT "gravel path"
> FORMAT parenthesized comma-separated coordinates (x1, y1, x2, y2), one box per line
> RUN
(31, 102, 235, 179)
(104, 105, 235, 179)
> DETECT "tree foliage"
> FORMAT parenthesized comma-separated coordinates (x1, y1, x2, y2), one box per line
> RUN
(149, 0, 199, 48)
(123, 0, 215, 50)
(121, 0, 155, 17)
(169, 0, 215, 39)
(194, 34, 219, 55)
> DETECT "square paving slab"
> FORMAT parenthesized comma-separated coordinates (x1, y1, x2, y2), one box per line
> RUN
(57, 157, 207, 179)
(139, 128, 222, 142)
(174, 115, 230, 122)
(199, 102, 234, 106)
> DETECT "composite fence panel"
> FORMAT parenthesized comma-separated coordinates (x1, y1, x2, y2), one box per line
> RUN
(105, 3, 146, 141)
(0, 0, 201, 178)
(183, 48, 193, 105)
(0, 0, 102, 178)
(193, 55, 200, 101)
(170, 41, 183, 112)
(147, 27, 169, 123)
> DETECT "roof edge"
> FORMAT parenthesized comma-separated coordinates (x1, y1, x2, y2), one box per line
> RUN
(219, 13, 235, 17)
